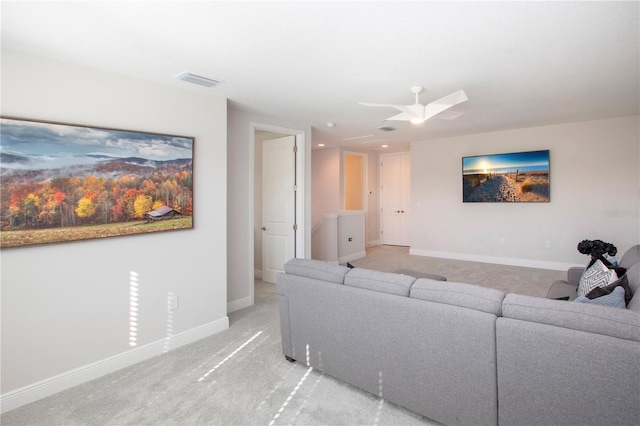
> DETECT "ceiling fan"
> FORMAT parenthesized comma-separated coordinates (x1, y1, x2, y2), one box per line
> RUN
(360, 86, 468, 124)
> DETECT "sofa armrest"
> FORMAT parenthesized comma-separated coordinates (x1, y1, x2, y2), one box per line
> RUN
(566, 266, 584, 286)
(546, 281, 577, 300)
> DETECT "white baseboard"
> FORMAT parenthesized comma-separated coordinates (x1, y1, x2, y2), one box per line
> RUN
(339, 250, 367, 264)
(227, 295, 252, 313)
(409, 249, 580, 271)
(367, 240, 381, 247)
(0, 317, 229, 414)
(254, 269, 262, 279)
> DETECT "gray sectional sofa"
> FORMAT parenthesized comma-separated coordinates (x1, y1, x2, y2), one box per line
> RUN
(277, 257, 640, 426)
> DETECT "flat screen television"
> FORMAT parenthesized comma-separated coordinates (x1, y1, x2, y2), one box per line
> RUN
(462, 150, 550, 203)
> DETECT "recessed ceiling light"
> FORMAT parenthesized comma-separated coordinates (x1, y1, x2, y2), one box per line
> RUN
(381, 145, 388, 148)
(176, 72, 222, 88)
(318, 143, 325, 147)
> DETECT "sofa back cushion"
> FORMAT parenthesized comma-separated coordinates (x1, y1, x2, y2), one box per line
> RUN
(344, 268, 416, 296)
(620, 244, 640, 270)
(283, 258, 351, 284)
(626, 263, 640, 312)
(502, 294, 640, 342)
(411, 279, 505, 316)
(626, 262, 640, 295)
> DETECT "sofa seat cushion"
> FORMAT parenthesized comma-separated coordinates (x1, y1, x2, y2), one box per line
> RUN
(283, 258, 351, 284)
(344, 268, 416, 296)
(502, 294, 640, 342)
(411, 279, 505, 316)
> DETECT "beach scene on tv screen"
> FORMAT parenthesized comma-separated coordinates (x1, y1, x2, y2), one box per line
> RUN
(462, 150, 550, 202)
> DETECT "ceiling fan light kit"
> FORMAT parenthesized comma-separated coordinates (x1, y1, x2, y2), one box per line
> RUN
(360, 86, 468, 124)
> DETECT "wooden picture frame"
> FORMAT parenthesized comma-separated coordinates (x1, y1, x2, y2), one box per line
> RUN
(0, 117, 194, 248)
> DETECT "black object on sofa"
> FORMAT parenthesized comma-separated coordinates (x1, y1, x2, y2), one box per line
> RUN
(547, 244, 640, 301)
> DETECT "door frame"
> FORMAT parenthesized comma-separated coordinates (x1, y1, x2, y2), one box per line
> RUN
(250, 122, 308, 305)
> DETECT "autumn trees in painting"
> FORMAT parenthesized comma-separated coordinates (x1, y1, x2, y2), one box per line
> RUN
(0, 118, 194, 248)
(3, 168, 192, 229)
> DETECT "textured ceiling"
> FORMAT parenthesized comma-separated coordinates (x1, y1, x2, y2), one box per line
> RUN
(1, 1, 638, 149)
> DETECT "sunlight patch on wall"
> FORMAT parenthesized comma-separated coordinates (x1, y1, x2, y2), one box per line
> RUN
(163, 292, 175, 353)
(129, 271, 139, 347)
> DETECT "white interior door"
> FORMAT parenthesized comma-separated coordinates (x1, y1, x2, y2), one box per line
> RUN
(380, 152, 411, 246)
(262, 136, 296, 283)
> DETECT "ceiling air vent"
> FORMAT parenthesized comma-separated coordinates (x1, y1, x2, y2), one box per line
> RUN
(378, 124, 396, 132)
(176, 72, 221, 88)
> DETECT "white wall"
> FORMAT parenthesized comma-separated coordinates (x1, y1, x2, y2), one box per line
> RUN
(312, 146, 382, 248)
(337, 211, 366, 263)
(312, 214, 338, 262)
(411, 116, 640, 269)
(0, 50, 228, 407)
(339, 148, 381, 247)
(227, 108, 311, 311)
(311, 147, 341, 228)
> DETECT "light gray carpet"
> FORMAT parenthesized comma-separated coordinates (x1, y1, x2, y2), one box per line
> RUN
(1, 279, 438, 426)
(2, 247, 565, 425)
(348, 245, 565, 298)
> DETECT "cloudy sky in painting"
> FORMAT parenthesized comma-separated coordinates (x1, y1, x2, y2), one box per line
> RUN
(0, 118, 193, 170)
(463, 150, 549, 174)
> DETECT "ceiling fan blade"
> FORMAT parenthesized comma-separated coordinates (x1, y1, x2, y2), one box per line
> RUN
(360, 102, 421, 121)
(359, 102, 412, 113)
(385, 112, 414, 121)
(362, 89, 468, 122)
(435, 110, 464, 120)
(423, 90, 468, 120)
(359, 102, 393, 107)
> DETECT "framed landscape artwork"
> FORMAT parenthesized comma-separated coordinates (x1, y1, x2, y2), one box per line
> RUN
(0, 117, 194, 248)
(462, 150, 550, 203)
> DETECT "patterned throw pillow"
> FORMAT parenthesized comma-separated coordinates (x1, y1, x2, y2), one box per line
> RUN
(586, 273, 631, 306)
(575, 286, 626, 309)
(577, 259, 615, 297)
